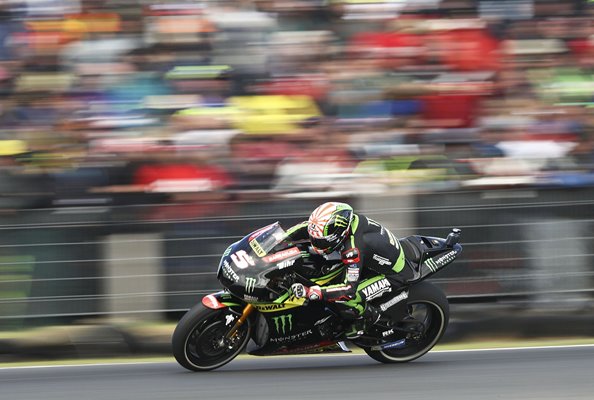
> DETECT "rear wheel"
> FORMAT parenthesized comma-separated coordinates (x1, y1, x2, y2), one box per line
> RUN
(172, 303, 251, 371)
(364, 281, 449, 363)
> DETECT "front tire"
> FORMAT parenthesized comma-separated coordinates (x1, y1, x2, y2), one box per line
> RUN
(172, 303, 251, 371)
(365, 281, 449, 363)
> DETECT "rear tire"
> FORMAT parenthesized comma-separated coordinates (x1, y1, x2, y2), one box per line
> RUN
(172, 303, 251, 371)
(364, 281, 449, 363)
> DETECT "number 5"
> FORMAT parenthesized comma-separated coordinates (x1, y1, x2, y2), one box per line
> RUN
(231, 250, 255, 269)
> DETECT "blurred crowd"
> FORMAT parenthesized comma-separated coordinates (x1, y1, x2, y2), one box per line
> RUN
(0, 0, 594, 212)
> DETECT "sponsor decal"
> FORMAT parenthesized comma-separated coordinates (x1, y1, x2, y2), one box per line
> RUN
(382, 329, 394, 337)
(249, 239, 267, 257)
(243, 294, 258, 302)
(245, 277, 257, 293)
(325, 284, 351, 293)
(272, 314, 293, 334)
(324, 233, 339, 243)
(254, 303, 286, 312)
(341, 248, 360, 264)
(362, 278, 392, 300)
(424, 258, 439, 272)
(222, 246, 233, 257)
(231, 250, 255, 269)
(225, 314, 235, 326)
(424, 250, 458, 273)
(221, 261, 239, 282)
(435, 250, 457, 266)
(423, 259, 439, 272)
(263, 247, 300, 263)
(347, 266, 359, 282)
(370, 338, 407, 351)
(372, 254, 391, 266)
(380, 290, 409, 312)
(269, 329, 313, 344)
(277, 259, 295, 269)
(383, 339, 406, 349)
(334, 215, 350, 228)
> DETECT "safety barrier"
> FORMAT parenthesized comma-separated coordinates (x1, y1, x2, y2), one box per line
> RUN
(0, 188, 592, 328)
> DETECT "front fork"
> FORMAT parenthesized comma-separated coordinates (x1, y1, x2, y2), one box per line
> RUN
(225, 303, 255, 340)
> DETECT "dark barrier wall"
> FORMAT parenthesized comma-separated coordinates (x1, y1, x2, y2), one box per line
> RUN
(0, 210, 104, 328)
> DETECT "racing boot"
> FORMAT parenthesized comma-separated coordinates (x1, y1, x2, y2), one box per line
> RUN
(343, 318, 366, 340)
(362, 303, 393, 328)
(344, 304, 392, 340)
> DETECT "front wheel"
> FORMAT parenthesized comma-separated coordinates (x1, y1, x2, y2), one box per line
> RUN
(172, 303, 251, 371)
(364, 281, 449, 363)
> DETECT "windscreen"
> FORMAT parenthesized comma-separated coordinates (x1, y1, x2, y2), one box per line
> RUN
(217, 222, 297, 301)
(246, 222, 288, 258)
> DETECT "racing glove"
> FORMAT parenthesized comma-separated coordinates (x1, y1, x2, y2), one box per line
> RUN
(291, 283, 322, 301)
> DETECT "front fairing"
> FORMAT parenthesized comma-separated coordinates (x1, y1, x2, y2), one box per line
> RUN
(217, 222, 303, 302)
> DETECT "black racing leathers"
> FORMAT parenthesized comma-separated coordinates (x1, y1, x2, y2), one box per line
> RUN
(286, 214, 408, 317)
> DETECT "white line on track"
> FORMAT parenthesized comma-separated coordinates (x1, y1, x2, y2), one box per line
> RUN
(0, 360, 175, 370)
(1, 343, 593, 370)
(434, 343, 594, 353)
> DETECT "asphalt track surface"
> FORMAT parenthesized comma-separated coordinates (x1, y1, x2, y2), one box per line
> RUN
(2, 345, 593, 400)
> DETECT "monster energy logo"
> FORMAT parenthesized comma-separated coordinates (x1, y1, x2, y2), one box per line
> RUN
(334, 215, 349, 228)
(245, 277, 257, 293)
(272, 314, 293, 334)
(424, 258, 439, 272)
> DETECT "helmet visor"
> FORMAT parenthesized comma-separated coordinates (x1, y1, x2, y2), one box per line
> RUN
(310, 235, 341, 254)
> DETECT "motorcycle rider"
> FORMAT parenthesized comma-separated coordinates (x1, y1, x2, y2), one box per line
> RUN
(286, 201, 412, 339)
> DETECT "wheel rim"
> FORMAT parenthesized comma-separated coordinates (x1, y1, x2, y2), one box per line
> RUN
(379, 300, 446, 362)
(184, 314, 250, 370)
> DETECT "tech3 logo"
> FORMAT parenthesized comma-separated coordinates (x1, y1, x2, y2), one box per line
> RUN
(271, 314, 293, 335)
(245, 277, 257, 293)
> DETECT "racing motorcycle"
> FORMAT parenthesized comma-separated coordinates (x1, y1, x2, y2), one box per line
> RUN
(172, 222, 462, 371)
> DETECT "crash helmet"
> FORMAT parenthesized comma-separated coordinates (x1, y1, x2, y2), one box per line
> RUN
(307, 202, 354, 255)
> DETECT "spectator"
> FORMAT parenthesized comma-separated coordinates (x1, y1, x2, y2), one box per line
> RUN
(273, 119, 356, 193)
